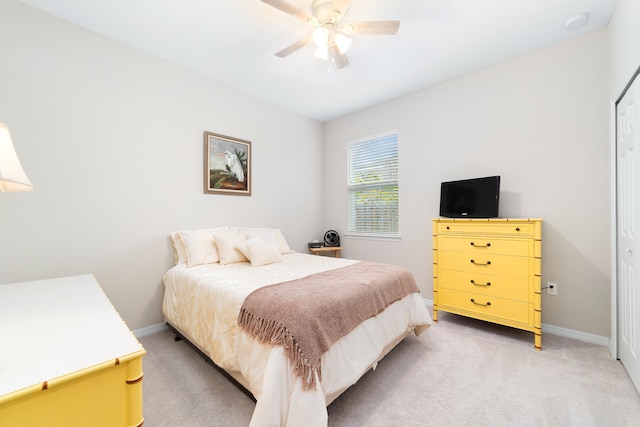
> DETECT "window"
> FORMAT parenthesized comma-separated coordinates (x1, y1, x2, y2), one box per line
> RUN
(347, 131, 399, 239)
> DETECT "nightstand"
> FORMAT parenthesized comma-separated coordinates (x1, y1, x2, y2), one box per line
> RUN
(309, 246, 342, 257)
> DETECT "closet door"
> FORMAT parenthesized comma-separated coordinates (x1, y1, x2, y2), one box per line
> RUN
(617, 72, 640, 394)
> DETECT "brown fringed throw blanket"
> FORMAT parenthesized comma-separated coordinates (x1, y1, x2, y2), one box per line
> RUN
(237, 261, 421, 390)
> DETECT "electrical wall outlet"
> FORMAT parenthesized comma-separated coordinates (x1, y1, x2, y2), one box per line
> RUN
(547, 282, 557, 295)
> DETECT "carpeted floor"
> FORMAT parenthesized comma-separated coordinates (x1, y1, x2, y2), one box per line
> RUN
(138, 312, 640, 426)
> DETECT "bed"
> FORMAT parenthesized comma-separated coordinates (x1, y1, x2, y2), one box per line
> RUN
(162, 226, 432, 427)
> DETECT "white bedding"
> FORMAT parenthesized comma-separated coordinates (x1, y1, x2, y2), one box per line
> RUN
(162, 252, 432, 427)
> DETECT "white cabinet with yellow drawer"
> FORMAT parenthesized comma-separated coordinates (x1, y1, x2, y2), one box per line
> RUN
(432, 218, 543, 349)
(0, 275, 146, 426)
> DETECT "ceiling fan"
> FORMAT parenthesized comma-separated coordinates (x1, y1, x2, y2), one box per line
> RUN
(262, 0, 400, 69)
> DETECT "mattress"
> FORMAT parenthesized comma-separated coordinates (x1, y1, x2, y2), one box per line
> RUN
(162, 252, 432, 427)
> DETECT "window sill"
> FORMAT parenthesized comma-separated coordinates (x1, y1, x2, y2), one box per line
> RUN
(344, 233, 401, 242)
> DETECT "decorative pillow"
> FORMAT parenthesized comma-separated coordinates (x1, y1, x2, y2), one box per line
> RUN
(233, 227, 294, 254)
(236, 234, 282, 267)
(244, 237, 282, 267)
(179, 230, 220, 267)
(214, 232, 248, 265)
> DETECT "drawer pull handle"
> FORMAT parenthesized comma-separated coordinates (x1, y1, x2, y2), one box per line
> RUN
(470, 280, 491, 287)
(470, 242, 491, 248)
(470, 298, 491, 307)
(515, 227, 520, 231)
(470, 259, 491, 266)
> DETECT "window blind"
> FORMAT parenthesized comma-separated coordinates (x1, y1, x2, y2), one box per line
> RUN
(347, 132, 399, 237)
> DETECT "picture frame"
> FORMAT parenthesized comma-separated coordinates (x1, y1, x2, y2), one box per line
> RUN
(203, 131, 251, 196)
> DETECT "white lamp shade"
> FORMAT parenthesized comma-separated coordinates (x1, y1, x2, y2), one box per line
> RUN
(0, 122, 34, 192)
(334, 33, 352, 55)
(314, 44, 329, 60)
(312, 26, 329, 47)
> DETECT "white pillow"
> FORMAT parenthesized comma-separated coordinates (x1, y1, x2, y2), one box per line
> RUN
(179, 230, 220, 267)
(236, 234, 282, 267)
(214, 232, 248, 265)
(170, 231, 187, 265)
(236, 232, 277, 254)
(233, 227, 294, 254)
(170, 227, 229, 265)
(244, 238, 282, 267)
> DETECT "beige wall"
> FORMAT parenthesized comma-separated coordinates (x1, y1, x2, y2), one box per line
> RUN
(323, 30, 611, 337)
(0, 0, 325, 330)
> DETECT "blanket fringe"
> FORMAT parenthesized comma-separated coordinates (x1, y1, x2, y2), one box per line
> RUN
(238, 308, 319, 391)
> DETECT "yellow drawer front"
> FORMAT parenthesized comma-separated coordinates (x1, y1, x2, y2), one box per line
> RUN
(438, 269, 529, 302)
(436, 222, 535, 237)
(439, 252, 531, 278)
(0, 351, 144, 427)
(439, 288, 530, 324)
(439, 236, 532, 257)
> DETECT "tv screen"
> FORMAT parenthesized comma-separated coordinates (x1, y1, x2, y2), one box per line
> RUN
(439, 176, 500, 218)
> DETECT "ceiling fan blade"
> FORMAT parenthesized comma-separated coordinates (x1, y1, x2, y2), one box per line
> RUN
(331, 45, 350, 69)
(332, 0, 352, 16)
(261, 0, 313, 22)
(275, 35, 311, 58)
(346, 20, 400, 35)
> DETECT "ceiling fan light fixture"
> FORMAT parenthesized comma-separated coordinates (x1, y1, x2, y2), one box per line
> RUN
(264, 0, 399, 69)
(312, 26, 329, 47)
(314, 44, 329, 59)
(334, 32, 352, 54)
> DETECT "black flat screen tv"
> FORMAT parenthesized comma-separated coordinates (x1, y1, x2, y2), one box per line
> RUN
(439, 176, 500, 218)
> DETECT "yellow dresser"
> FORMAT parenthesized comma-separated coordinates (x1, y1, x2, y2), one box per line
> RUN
(0, 275, 146, 426)
(432, 218, 542, 349)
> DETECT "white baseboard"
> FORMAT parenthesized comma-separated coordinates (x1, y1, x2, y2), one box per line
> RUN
(133, 322, 168, 338)
(422, 298, 609, 347)
(541, 323, 609, 347)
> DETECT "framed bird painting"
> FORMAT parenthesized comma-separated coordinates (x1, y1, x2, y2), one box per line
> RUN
(203, 131, 251, 196)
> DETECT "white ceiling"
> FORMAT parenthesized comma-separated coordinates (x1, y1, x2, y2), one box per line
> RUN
(17, 0, 617, 122)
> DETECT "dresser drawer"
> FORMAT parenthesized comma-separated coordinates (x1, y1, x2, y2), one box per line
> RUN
(438, 269, 529, 301)
(436, 222, 536, 237)
(439, 288, 530, 324)
(439, 235, 532, 256)
(438, 252, 532, 278)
